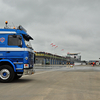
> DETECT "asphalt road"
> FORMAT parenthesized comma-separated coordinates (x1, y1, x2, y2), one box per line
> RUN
(0, 65, 100, 100)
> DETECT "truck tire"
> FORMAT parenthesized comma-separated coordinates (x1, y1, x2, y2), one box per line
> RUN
(0, 65, 15, 83)
(14, 73, 23, 79)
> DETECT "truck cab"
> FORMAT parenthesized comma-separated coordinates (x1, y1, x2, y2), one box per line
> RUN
(0, 22, 35, 82)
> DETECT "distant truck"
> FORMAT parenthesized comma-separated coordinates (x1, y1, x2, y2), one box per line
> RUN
(0, 21, 35, 82)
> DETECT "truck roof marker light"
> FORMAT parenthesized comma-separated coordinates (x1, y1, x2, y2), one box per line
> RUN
(5, 21, 8, 28)
(5, 21, 8, 24)
(13, 27, 16, 29)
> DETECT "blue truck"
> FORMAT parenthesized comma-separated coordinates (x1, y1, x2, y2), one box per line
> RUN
(0, 21, 35, 82)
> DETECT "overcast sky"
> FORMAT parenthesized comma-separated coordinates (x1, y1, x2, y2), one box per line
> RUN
(0, 0, 100, 60)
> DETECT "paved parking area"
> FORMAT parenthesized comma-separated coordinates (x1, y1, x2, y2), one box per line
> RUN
(0, 66, 100, 100)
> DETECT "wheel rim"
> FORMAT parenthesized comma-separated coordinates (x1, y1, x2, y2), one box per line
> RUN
(0, 69, 10, 80)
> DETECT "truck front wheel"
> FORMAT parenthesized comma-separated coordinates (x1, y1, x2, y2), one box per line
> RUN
(0, 65, 15, 83)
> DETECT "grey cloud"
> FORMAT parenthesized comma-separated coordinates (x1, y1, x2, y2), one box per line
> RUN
(0, 0, 100, 60)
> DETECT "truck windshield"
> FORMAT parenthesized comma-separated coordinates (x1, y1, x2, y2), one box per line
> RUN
(24, 39, 33, 49)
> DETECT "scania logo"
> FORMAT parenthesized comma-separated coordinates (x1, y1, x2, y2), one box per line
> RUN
(0, 37, 5, 43)
(25, 57, 28, 60)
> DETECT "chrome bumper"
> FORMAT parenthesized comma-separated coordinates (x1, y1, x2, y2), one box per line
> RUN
(23, 68, 35, 75)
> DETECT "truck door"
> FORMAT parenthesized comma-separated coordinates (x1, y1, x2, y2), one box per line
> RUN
(6, 35, 24, 62)
(0, 34, 7, 59)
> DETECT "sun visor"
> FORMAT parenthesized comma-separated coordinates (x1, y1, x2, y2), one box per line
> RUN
(22, 34, 33, 41)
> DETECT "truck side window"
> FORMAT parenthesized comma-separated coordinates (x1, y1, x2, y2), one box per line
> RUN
(8, 35, 22, 46)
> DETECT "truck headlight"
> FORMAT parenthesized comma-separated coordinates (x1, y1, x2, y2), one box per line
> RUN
(24, 64, 29, 68)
